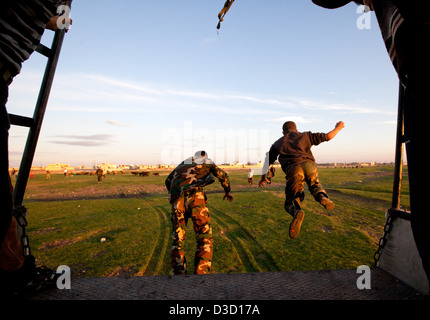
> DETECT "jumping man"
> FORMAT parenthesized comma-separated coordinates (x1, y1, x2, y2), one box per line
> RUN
(259, 121, 345, 239)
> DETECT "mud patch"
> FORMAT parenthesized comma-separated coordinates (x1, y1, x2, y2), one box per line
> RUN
(31, 227, 60, 235)
(39, 228, 107, 250)
(40, 237, 81, 250)
(314, 211, 332, 217)
(321, 225, 334, 233)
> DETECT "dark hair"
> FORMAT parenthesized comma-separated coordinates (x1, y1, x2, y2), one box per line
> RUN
(282, 121, 297, 133)
(194, 150, 206, 157)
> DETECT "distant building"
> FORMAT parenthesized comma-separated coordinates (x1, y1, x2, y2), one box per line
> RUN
(46, 163, 72, 171)
(96, 162, 118, 171)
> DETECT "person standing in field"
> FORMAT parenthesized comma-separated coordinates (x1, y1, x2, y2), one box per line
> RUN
(165, 150, 233, 275)
(96, 166, 104, 183)
(247, 169, 254, 185)
(259, 121, 345, 239)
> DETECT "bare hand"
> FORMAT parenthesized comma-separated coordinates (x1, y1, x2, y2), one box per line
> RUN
(335, 121, 345, 130)
(258, 176, 267, 187)
(223, 192, 234, 202)
(363, 0, 373, 11)
(45, 15, 73, 32)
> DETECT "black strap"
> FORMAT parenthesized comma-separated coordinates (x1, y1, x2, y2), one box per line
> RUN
(217, 0, 235, 29)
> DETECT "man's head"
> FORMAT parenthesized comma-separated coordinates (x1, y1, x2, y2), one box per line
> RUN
(311, 0, 362, 9)
(194, 150, 207, 158)
(282, 121, 297, 134)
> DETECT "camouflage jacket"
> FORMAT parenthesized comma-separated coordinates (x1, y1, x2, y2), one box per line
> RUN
(165, 156, 231, 203)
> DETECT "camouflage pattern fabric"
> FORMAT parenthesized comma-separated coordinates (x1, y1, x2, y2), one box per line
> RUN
(260, 164, 276, 185)
(284, 161, 328, 216)
(166, 155, 231, 275)
(165, 156, 231, 204)
(170, 188, 212, 275)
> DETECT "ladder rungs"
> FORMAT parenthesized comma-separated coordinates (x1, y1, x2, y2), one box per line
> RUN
(8, 114, 34, 127)
(387, 208, 411, 220)
(36, 43, 53, 58)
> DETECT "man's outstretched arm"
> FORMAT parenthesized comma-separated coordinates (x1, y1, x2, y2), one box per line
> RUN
(327, 121, 345, 140)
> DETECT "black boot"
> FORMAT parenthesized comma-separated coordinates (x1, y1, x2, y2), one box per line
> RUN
(0, 255, 59, 298)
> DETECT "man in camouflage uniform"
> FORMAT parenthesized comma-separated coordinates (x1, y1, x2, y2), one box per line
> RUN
(259, 121, 344, 239)
(165, 151, 233, 275)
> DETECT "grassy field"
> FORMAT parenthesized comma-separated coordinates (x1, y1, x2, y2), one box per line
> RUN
(15, 165, 410, 278)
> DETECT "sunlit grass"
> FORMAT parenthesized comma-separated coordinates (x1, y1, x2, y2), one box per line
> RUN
(18, 165, 409, 277)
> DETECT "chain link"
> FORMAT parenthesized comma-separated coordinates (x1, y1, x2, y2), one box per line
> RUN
(374, 210, 394, 266)
(13, 205, 31, 257)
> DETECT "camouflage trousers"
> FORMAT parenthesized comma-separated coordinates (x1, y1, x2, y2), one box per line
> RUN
(170, 188, 212, 275)
(284, 161, 328, 216)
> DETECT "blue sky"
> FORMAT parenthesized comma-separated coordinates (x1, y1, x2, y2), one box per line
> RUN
(7, 0, 401, 167)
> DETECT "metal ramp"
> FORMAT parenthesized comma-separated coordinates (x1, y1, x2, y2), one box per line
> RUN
(29, 268, 420, 300)
(374, 83, 429, 295)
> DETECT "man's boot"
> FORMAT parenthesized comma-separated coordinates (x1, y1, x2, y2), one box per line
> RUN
(289, 209, 305, 239)
(316, 193, 335, 210)
(288, 199, 304, 239)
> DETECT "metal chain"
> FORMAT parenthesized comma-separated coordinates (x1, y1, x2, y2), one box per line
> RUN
(13, 205, 32, 257)
(13, 206, 62, 288)
(373, 210, 394, 266)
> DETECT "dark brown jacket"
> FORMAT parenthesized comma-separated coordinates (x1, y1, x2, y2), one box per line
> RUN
(268, 131, 329, 172)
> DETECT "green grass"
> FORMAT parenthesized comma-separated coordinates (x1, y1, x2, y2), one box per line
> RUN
(16, 165, 409, 277)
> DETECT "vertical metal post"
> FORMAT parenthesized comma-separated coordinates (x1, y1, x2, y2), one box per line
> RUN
(391, 82, 405, 210)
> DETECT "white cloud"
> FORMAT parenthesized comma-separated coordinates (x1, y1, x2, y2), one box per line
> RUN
(49, 134, 115, 147)
(380, 120, 397, 125)
(8, 71, 395, 134)
(84, 74, 163, 95)
(268, 116, 322, 124)
(293, 98, 393, 115)
(203, 37, 218, 43)
(107, 120, 130, 127)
